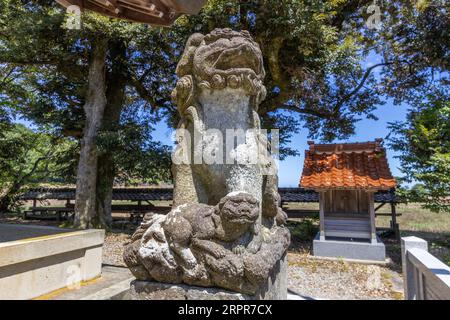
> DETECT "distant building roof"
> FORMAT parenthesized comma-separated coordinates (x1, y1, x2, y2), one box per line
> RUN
(19, 187, 173, 201)
(300, 139, 397, 190)
(18, 187, 402, 203)
(56, 0, 207, 26)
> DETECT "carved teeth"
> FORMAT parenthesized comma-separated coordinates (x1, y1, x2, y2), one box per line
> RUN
(177, 76, 192, 90)
(198, 81, 211, 90)
(243, 74, 256, 94)
(227, 75, 241, 89)
(212, 74, 225, 89)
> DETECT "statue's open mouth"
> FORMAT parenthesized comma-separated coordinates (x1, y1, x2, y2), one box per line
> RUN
(229, 217, 257, 225)
(225, 210, 258, 224)
(197, 41, 263, 81)
(211, 43, 261, 75)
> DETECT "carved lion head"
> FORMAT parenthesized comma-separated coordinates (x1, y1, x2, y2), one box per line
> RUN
(216, 193, 259, 226)
(172, 28, 267, 114)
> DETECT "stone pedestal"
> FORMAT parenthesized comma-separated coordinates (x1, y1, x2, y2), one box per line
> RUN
(125, 254, 287, 300)
(313, 232, 386, 262)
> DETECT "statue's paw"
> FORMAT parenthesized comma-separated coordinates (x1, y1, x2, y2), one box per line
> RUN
(232, 245, 245, 255)
(191, 238, 227, 259)
(247, 240, 261, 254)
(212, 248, 228, 259)
(275, 208, 288, 226)
(184, 256, 197, 269)
(152, 231, 166, 243)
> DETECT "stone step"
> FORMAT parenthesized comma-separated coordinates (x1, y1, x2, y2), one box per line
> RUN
(42, 265, 134, 300)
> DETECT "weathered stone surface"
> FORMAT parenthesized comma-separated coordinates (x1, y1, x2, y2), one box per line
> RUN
(123, 28, 290, 299)
(125, 255, 286, 300)
(126, 281, 248, 300)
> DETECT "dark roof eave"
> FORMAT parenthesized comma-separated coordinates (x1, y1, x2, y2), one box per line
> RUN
(301, 186, 396, 191)
(18, 187, 403, 204)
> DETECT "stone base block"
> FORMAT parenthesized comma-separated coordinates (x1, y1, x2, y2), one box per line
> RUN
(313, 233, 386, 262)
(124, 253, 287, 300)
(0, 225, 105, 300)
(125, 281, 249, 300)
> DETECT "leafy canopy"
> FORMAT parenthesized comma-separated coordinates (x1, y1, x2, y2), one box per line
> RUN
(389, 92, 450, 212)
(0, 124, 77, 210)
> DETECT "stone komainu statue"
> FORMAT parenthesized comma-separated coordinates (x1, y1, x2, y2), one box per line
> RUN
(124, 28, 290, 296)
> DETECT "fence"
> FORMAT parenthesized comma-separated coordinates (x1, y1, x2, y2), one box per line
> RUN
(401, 236, 450, 300)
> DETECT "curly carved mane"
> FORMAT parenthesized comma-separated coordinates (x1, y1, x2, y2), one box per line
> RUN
(171, 28, 267, 115)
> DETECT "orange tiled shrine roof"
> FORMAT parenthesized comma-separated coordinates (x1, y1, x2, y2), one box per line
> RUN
(57, 0, 206, 26)
(300, 139, 397, 190)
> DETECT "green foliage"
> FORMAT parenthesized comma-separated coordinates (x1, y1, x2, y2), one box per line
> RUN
(389, 93, 450, 212)
(0, 0, 174, 185)
(374, 1, 449, 104)
(0, 124, 77, 211)
(96, 108, 172, 185)
(287, 218, 319, 241)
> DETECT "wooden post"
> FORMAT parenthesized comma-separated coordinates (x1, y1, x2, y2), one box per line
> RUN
(391, 202, 400, 241)
(368, 191, 377, 244)
(319, 191, 325, 240)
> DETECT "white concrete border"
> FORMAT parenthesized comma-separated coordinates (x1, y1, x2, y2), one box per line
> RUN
(401, 236, 450, 300)
(0, 226, 104, 300)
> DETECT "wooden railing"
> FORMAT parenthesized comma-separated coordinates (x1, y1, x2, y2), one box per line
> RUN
(401, 236, 450, 300)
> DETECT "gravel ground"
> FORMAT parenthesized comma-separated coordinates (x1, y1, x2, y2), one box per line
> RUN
(102, 232, 131, 267)
(287, 251, 403, 300)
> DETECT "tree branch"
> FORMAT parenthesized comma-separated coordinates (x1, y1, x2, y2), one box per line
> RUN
(278, 104, 333, 119)
(0, 66, 17, 84)
(0, 58, 59, 65)
(332, 62, 394, 112)
(127, 73, 160, 109)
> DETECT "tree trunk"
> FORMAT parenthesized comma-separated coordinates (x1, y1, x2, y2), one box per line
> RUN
(95, 152, 115, 226)
(0, 184, 16, 212)
(0, 192, 13, 213)
(95, 40, 128, 227)
(74, 38, 108, 229)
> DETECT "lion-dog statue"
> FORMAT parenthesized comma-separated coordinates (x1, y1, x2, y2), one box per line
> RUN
(124, 28, 290, 296)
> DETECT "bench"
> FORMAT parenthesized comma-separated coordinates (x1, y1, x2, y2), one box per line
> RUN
(23, 207, 75, 221)
(109, 204, 171, 222)
(23, 204, 172, 222)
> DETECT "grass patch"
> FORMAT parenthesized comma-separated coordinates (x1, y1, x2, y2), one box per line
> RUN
(287, 218, 319, 242)
(377, 202, 450, 233)
(377, 203, 450, 267)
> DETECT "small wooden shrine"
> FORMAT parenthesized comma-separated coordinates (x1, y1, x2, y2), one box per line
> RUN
(300, 139, 397, 261)
(56, 0, 207, 26)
